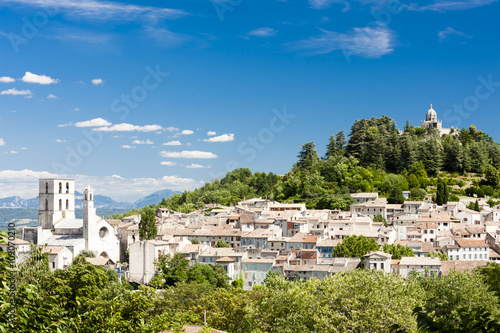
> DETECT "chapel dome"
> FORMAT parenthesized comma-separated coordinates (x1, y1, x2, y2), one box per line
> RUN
(426, 104, 437, 122)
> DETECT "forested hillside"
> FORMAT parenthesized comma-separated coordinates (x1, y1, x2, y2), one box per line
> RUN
(115, 116, 500, 217)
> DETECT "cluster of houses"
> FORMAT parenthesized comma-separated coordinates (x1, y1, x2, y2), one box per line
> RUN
(5, 179, 500, 291)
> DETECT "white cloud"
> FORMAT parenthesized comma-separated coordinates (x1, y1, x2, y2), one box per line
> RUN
(121, 145, 135, 149)
(248, 27, 277, 37)
(1, 88, 32, 96)
(0, 169, 202, 202)
(0, 138, 4, 146)
(181, 129, 194, 135)
(165, 126, 179, 132)
(0, 76, 15, 83)
(5, 151, 18, 154)
(74, 108, 80, 111)
(20, 147, 28, 150)
(159, 150, 218, 159)
(186, 163, 211, 169)
(204, 133, 235, 143)
(75, 118, 112, 127)
(407, 0, 497, 12)
(0, 0, 188, 22)
(47, 94, 58, 99)
(288, 26, 395, 58)
(111, 174, 123, 179)
(438, 27, 472, 42)
(21, 72, 59, 85)
(163, 140, 182, 146)
(93, 123, 164, 132)
(55, 139, 66, 143)
(91, 78, 103, 85)
(58, 123, 72, 127)
(132, 139, 154, 145)
(207, 131, 217, 136)
(161, 161, 177, 166)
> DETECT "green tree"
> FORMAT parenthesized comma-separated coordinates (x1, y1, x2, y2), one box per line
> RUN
(383, 243, 415, 260)
(215, 239, 230, 248)
(435, 178, 449, 205)
(485, 165, 500, 187)
(186, 263, 230, 289)
(334, 235, 380, 259)
(190, 238, 200, 244)
(373, 214, 386, 223)
(139, 207, 157, 240)
(388, 186, 405, 204)
(294, 142, 320, 171)
(427, 251, 448, 261)
(153, 253, 189, 287)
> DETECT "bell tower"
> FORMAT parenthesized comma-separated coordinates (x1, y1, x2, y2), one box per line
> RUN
(38, 179, 75, 229)
(83, 184, 96, 250)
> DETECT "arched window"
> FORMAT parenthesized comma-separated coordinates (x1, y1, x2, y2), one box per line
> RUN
(66, 183, 69, 194)
(59, 182, 62, 194)
(85, 193, 87, 201)
(59, 199, 62, 211)
(66, 199, 69, 210)
(90, 194, 93, 201)
(45, 199, 48, 210)
(45, 182, 48, 194)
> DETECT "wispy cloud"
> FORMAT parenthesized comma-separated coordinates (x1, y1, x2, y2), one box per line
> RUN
(204, 133, 235, 143)
(159, 150, 218, 159)
(55, 139, 66, 143)
(163, 140, 182, 146)
(144, 26, 191, 48)
(181, 129, 194, 135)
(248, 27, 277, 37)
(47, 94, 58, 99)
(121, 145, 135, 149)
(407, 0, 497, 12)
(93, 123, 164, 132)
(207, 131, 217, 136)
(186, 163, 211, 169)
(91, 78, 104, 85)
(75, 118, 112, 127)
(1, 88, 32, 96)
(0, 138, 5, 146)
(0, 76, 15, 83)
(287, 26, 395, 58)
(0, 169, 202, 201)
(132, 139, 154, 145)
(2, 0, 188, 21)
(161, 161, 176, 166)
(438, 27, 472, 42)
(21, 72, 59, 84)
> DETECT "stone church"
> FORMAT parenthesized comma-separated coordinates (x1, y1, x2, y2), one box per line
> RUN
(421, 104, 454, 136)
(20, 179, 120, 262)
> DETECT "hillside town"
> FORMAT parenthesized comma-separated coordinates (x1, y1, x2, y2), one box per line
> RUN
(6, 178, 500, 291)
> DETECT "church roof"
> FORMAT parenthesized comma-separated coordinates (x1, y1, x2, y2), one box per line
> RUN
(426, 104, 437, 121)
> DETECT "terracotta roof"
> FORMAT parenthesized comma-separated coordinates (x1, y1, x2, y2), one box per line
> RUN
(216, 256, 234, 262)
(455, 239, 489, 248)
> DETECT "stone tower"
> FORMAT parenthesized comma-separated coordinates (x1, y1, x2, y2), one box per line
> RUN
(83, 184, 96, 251)
(38, 179, 75, 229)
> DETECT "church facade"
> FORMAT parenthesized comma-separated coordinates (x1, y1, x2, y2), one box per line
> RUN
(20, 179, 120, 263)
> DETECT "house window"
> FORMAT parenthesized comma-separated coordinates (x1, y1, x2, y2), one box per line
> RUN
(52, 262, 55, 268)
(66, 182, 69, 194)
(59, 182, 62, 193)
(245, 273, 248, 278)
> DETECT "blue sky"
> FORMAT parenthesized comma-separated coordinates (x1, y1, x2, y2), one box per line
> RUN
(1, 0, 499, 201)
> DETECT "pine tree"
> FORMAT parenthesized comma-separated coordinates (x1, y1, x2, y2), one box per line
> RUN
(139, 208, 157, 240)
(295, 142, 320, 170)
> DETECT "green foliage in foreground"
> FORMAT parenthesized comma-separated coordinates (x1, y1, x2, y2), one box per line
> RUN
(2, 241, 500, 333)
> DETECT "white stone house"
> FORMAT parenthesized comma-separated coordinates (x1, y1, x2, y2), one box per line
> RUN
(454, 239, 489, 260)
(243, 258, 275, 290)
(397, 256, 442, 277)
(43, 245, 73, 271)
(364, 251, 392, 273)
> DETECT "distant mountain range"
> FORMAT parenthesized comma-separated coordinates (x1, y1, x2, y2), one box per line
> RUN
(0, 189, 180, 210)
